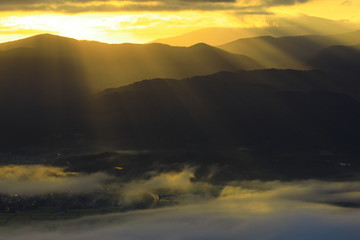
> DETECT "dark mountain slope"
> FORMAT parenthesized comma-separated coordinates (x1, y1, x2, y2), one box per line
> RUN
(218, 31, 360, 69)
(1, 34, 360, 152)
(307, 45, 360, 73)
(2, 68, 360, 152)
(0, 34, 260, 91)
(0, 47, 92, 148)
(91, 69, 360, 151)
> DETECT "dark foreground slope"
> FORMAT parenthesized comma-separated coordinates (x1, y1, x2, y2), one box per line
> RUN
(1, 58, 360, 153)
(0, 47, 92, 148)
(2, 65, 360, 180)
(91, 69, 360, 152)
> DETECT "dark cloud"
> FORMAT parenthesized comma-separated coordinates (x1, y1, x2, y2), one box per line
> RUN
(341, 0, 352, 6)
(0, 0, 312, 13)
(265, 0, 310, 7)
(0, 0, 235, 4)
(55, 2, 242, 13)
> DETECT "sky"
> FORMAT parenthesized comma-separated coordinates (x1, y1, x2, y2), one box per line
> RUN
(0, 0, 359, 44)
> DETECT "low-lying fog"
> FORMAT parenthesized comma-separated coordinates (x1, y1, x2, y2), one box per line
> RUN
(1, 165, 360, 240)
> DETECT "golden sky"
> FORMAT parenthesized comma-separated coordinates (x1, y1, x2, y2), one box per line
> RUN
(0, 0, 359, 43)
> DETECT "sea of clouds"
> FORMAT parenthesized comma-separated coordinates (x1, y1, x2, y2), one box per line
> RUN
(0, 164, 360, 240)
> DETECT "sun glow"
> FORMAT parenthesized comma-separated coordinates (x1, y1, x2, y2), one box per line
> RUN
(0, 0, 359, 44)
(0, 14, 142, 43)
(0, 11, 258, 43)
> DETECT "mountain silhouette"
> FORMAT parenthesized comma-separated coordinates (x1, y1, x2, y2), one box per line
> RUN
(0, 34, 260, 91)
(90, 69, 360, 151)
(0, 46, 92, 148)
(306, 44, 360, 74)
(1, 34, 360, 153)
(218, 30, 360, 69)
(1, 67, 360, 152)
(151, 16, 360, 46)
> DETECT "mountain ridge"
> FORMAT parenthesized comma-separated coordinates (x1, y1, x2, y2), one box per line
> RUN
(150, 15, 360, 46)
(0, 34, 260, 91)
(218, 30, 360, 69)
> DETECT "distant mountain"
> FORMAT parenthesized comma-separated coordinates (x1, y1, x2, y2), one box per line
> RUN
(307, 44, 360, 74)
(151, 15, 360, 46)
(0, 34, 260, 91)
(90, 69, 360, 151)
(151, 27, 271, 47)
(218, 31, 360, 69)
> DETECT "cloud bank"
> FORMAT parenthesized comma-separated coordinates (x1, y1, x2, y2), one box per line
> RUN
(1, 174, 360, 240)
(0, 165, 112, 195)
(0, 0, 313, 13)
